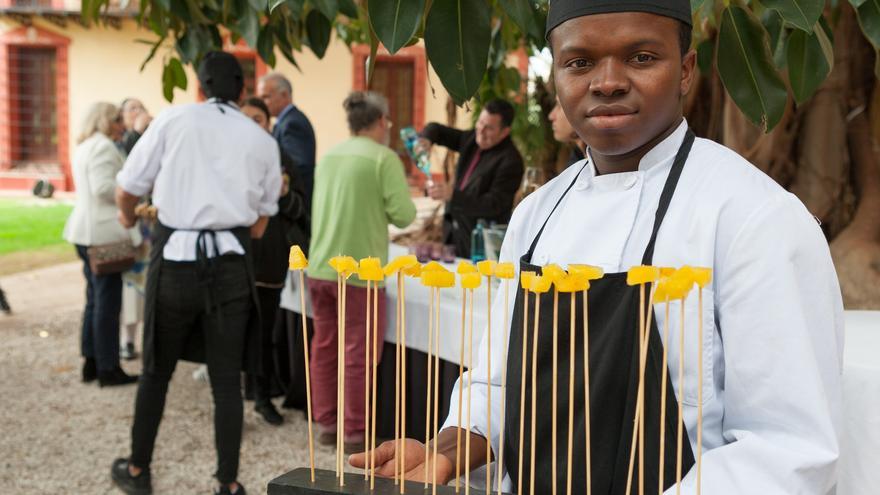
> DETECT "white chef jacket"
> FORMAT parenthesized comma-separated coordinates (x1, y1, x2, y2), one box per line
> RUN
(441, 120, 844, 494)
(116, 99, 282, 260)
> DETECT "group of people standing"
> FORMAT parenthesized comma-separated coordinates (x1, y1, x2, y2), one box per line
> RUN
(59, 46, 528, 494)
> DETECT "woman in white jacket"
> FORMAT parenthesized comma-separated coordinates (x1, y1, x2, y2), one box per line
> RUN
(63, 102, 139, 387)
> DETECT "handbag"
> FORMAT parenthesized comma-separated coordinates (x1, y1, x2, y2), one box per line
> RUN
(87, 240, 136, 276)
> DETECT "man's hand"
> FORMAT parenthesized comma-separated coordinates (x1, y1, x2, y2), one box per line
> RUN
(428, 182, 452, 201)
(133, 113, 152, 134)
(349, 438, 454, 484)
(118, 209, 136, 229)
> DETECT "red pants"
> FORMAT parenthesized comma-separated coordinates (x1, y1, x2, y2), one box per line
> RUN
(308, 278, 386, 439)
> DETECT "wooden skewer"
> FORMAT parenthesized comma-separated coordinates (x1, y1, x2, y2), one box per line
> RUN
(583, 289, 591, 495)
(298, 270, 316, 483)
(336, 274, 343, 481)
(456, 288, 466, 492)
(465, 288, 475, 495)
(497, 280, 510, 495)
(625, 283, 648, 495)
(517, 290, 530, 495)
(696, 287, 704, 495)
(486, 278, 493, 495)
(425, 283, 435, 488)
(658, 298, 671, 494)
(552, 288, 559, 495)
(640, 284, 658, 495)
(675, 298, 686, 495)
(364, 280, 372, 481)
(371, 279, 379, 488)
(433, 288, 441, 495)
(529, 293, 541, 495)
(340, 275, 347, 487)
(394, 274, 402, 486)
(565, 292, 575, 495)
(400, 277, 408, 495)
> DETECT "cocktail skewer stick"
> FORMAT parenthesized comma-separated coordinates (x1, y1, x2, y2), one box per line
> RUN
(477, 260, 497, 494)
(459, 269, 482, 495)
(517, 271, 536, 495)
(691, 268, 712, 495)
(456, 262, 479, 492)
(624, 266, 661, 495)
(528, 275, 552, 495)
(494, 262, 515, 495)
(288, 247, 315, 483)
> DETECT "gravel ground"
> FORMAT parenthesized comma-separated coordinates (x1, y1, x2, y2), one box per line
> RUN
(0, 262, 341, 494)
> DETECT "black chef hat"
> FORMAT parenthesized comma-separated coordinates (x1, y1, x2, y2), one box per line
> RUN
(197, 51, 244, 102)
(546, 0, 692, 39)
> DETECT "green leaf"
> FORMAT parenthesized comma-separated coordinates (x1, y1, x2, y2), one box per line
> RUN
(761, 9, 788, 69)
(716, 6, 789, 131)
(367, 26, 379, 86)
(424, 0, 492, 105)
(311, 0, 338, 21)
(368, 0, 425, 54)
(162, 60, 176, 102)
(760, 0, 823, 32)
(338, 0, 358, 18)
(786, 28, 831, 103)
(691, 0, 707, 12)
(140, 35, 166, 72)
(306, 8, 332, 58)
(285, 0, 306, 17)
(269, 0, 286, 12)
(499, 0, 542, 41)
(850, 0, 868, 7)
(168, 57, 188, 90)
(185, 0, 212, 23)
(248, 0, 267, 11)
(236, 4, 261, 47)
(852, 0, 880, 50)
(696, 38, 714, 73)
(257, 25, 278, 67)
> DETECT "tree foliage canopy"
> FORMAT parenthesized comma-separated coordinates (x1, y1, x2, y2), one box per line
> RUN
(81, 0, 880, 132)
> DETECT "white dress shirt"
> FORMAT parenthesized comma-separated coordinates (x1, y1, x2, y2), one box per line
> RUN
(117, 99, 282, 260)
(441, 120, 844, 494)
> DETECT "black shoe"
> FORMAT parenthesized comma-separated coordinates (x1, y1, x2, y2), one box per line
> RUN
(99, 367, 139, 387)
(214, 482, 247, 495)
(82, 358, 97, 383)
(255, 400, 284, 426)
(120, 343, 139, 361)
(111, 458, 152, 495)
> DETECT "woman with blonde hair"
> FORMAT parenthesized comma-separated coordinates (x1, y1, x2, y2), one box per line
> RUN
(64, 102, 139, 387)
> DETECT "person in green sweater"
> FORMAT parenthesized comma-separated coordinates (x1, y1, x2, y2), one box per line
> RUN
(307, 91, 417, 453)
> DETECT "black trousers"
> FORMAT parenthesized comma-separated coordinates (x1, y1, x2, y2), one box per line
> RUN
(130, 256, 251, 484)
(75, 245, 123, 372)
(250, 285, 282, 403)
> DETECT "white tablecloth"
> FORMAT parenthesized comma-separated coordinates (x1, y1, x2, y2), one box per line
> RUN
(839, 310, 880, 495)
(283, 257, 879, 492)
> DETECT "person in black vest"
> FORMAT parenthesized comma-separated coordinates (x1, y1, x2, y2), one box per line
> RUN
(240, 96, 310, 426)
(419, 99, 525, 258)
(110, 52, 281, 495)
(353, 1, 843, 493)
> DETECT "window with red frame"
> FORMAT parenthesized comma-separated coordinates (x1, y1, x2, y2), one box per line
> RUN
(10, 45, 58, 165)
(368, 58, 415, 170)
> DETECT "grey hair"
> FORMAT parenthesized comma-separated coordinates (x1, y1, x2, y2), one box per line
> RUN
(260, 72, 292, 96)
(342, 91, 389, 133)
(77, 102, 119, 144)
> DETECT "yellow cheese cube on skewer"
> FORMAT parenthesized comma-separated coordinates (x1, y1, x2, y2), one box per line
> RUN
(460, 272, 482, 289)
(556, 273, 590, 293)
(530, 275, 553, 294)
(691, 267, 712, 288)
(422, 269, 455, 288)
(383, 254, 419, 276)
(542, 264, 566, 284)
(477, 260, 497, 277)
(520, 271, 537, 290)
(659, 267, 676, 277)
(626, 265, 660, 286)
(495, 262, 515, 280)
(329, 255, 358, 275)
(568, 264, 604, 281)
(358, 257, 385, 282)
(289, 245, 308, 270)
(402, 263, 422, 277)
(457, 261, 478, 274)
(422, 261, 446, 273)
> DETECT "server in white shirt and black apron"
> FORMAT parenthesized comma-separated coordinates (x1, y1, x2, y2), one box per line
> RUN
(110, 52, 282, 495)
(352, 1, 845, 493)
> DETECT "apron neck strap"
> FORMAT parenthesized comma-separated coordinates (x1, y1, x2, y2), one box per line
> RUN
(523, 128, 696, 267)
(640, 129, 695, 266)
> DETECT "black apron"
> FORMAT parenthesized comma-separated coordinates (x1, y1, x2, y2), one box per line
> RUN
(141, 222, 262, 375)
(503, 131, 697, 494)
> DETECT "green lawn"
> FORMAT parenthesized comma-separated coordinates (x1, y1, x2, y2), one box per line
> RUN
(0, 198, 74, 255)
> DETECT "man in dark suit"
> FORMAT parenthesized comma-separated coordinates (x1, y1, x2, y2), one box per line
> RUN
(420, 99, 525, 258)
(258, 73, 317, 204)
